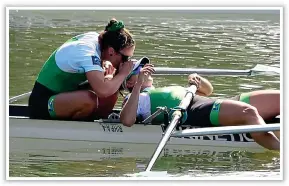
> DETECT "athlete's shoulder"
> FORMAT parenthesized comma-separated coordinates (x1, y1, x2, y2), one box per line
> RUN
(55, 32, 102, 73)
(59, 32, 101, 57)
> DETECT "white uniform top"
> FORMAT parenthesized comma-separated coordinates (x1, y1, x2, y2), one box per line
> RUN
(37, 32, 104, 92)
(124, 93, 151, 119)
(55, 32, 103, 73)
(123, 86, 156, 120)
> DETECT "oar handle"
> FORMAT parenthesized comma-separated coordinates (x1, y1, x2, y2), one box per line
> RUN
(181, 85, 198, 107)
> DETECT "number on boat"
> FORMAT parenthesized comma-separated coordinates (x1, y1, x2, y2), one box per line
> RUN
(101, 124, 123, 133)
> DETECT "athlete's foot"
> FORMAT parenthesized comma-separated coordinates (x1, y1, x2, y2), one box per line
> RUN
(273, 131, 280, 140)
(251, 132, 280, 151)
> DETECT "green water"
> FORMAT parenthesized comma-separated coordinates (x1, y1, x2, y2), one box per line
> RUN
(9, 9, 281, 178)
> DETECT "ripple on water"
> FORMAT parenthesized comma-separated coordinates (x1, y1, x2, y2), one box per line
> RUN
(9, 10, 281, 177)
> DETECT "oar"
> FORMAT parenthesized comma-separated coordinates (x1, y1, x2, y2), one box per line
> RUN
(76, 64, 280, 89)
(9, 64, 279, 103)
(145, 84, 197, 172)
(171, 124, 280, 137)
(9, 91, 32, 103)
(154, 64, 280, 76)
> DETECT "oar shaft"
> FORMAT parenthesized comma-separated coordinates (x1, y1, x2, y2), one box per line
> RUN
(171, 124, 280, 137)
(145, 85, 197, 172)
(9, 91, 32, 103)
(154, 64, 280, 76)
(154, 67, 251, 76)
(145, 114, 181, 171)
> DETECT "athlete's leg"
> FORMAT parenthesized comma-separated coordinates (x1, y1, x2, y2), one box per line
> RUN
(240, 90, 280, 120)
(239, 90, 280, 139)
(95, 91, 119, 118)
(212, 100, 279, 150)
(50, 90, 98, 120)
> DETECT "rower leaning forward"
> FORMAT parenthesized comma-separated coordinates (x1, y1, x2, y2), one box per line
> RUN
(29, 18, 141, 120)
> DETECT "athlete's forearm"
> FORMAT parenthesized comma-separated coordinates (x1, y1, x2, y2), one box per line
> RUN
(197, 76, 213, 96)
(101, 73, 128, 96)
(120, 83, 142, 127)
(87, 71, 127, 98)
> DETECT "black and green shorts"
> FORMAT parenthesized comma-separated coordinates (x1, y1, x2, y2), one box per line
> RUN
(28, 81, 57, 119)
(185, 93, 251, 127)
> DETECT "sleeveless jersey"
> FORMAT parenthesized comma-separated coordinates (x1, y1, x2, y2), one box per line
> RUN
(124, 86, 187, 123)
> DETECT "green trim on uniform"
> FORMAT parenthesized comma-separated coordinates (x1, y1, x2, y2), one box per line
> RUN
(36, 36, 87, 93)
(36, 51, 87, 93)
(239, 92, 251, 104)
(209, 99, 223, 126)
(48, 95, 57, 118)
(147, 86, 186, 123)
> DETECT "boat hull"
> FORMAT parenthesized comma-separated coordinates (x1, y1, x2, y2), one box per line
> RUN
(9, 117, 260, 148)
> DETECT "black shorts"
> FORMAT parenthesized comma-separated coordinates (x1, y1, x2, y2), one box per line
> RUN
(184, 94, 248, 127)
(184, 95, 217, 127)
(28, 81, 57, 119)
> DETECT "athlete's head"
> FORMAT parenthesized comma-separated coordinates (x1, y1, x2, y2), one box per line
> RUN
(99, 18, 135, 68)
(122, 57, 154, 92)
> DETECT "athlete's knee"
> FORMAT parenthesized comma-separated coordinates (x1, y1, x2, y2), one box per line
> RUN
(81, 91, 98, 112)
(241, 104, 260, 121)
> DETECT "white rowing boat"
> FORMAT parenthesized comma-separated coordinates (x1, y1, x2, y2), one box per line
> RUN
(9, 104, 280, 150)
(9, 65, 280, 154)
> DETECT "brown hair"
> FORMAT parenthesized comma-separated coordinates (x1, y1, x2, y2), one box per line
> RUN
(99, 18, 135, 52)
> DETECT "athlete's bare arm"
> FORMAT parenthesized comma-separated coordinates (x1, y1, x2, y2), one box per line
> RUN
(86, 62, 133, 98)
(120, 83, 142, 126)
(120, 64, 155, 126)
(188, 74, 213, 96)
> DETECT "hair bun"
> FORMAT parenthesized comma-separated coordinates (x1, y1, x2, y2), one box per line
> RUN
(106, 20, 125, 32)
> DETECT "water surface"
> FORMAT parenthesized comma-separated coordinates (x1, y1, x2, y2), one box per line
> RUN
(9, 9, 281, 178)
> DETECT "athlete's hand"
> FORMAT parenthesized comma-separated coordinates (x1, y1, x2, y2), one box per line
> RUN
(137, 64, 155, 85)
(119, 60, 134, 76)
(188, 73, 201, 89)
(103, 61, 116, 80)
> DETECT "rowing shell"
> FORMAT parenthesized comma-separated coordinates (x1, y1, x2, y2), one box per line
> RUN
(10, 116, 261, 148)
(9, 104, 280, 150)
